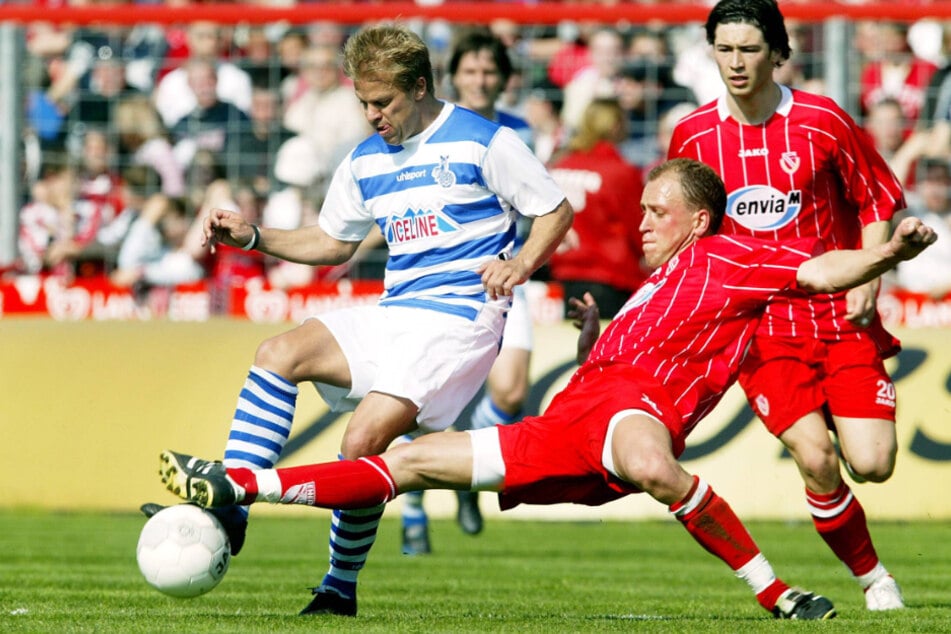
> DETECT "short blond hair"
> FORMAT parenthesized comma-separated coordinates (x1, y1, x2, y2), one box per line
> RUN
(343, 24, 434, 95)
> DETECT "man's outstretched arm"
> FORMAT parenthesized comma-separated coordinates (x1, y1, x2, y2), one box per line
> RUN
(797, 217, 937, 294)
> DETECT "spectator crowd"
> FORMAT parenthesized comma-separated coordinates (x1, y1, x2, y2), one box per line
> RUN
(11, 2, 951, 305)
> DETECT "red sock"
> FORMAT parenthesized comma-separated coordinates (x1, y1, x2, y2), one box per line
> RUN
(671, 476, 788, 611)
(807, 482, 879, 577)
(225, 467, 258, 503)
(227, 455, 398, 509)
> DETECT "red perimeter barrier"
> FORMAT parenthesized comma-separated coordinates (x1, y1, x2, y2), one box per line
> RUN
(2, 2, 951, 26)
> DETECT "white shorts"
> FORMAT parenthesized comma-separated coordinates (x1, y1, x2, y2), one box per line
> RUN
(500, 285, 533, 352)
(312, 304, 506, 433)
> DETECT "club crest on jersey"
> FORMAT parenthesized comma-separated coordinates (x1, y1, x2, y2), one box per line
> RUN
(431, 155, 456, 188)
(754, 394, 770, 417)
(386, 207, 461, 244)
(726, 185, 802, 231)
(616, 278, 667, 316)
(780, 151, 800, 175)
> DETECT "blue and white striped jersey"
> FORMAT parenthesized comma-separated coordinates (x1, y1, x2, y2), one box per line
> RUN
(318, 102, 565, 321)
(496, 108, 534, 150)
(495, 108, 534, 252)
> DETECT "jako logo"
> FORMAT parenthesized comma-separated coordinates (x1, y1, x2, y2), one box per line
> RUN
(386, 208, 460, 244)
(726, 185, 802, 231)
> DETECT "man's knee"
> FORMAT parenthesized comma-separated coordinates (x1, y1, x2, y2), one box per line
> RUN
(616, 446, 680, 496)
(254, 334, 291, 368)
(842, 449, 895, 482)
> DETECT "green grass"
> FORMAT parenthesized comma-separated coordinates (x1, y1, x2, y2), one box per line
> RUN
(0, 510, 948, 633)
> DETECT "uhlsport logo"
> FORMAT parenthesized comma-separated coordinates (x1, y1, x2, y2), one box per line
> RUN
(726, 185, 802, 231)
(386, 207, 461, 244)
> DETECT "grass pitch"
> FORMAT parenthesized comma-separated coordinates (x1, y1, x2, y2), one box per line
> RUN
(0, 510, 948, 633)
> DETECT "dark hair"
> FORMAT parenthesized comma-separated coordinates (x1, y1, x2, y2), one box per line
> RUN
(705, 0, 792, 64)
(919, 157, 951, 182)
(647, 158, 727, 234)
(448, 29, 514, 82)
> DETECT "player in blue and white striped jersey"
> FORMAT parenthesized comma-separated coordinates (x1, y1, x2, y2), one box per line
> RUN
(197, 24, 572, 617)
(399, 28, 542, 554)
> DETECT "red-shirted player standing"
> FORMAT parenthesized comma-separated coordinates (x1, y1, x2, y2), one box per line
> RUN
(668, 0, 906, 611)
(159, 158, 937, 620)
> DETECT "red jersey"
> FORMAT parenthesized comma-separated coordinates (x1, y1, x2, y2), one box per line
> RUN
(860, 57, 938, 134)
(573, 234, 814, 439)
(668, 87, 905, 341)
(548, 141, 646, 292)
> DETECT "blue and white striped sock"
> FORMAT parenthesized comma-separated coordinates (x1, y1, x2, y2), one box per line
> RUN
(471, 394, 520, 430)
(224, 365, 297, 469)
(321, 504, 386, 599)
(401, 490, 427, 528)
(223, 366, 298, 518)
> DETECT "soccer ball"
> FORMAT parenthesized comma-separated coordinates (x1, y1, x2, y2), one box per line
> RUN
(136, 504, 231, 598)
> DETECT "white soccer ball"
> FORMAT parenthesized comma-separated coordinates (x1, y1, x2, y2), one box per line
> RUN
(136, 504, 231, 598)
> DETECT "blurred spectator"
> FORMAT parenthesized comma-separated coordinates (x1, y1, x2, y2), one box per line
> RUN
(626, 27, 669, 63)
(17, 157, 76, 277)
(110, 193, 205, 288)
(68, 129, 134, 276)
(275, 28, 309, 104)
(545, 21, 595, 89)
(890, 28, 951, 189)
(153, 20, 252, 128)
(773, 18, 824, 95)
(615, 59, 696, 169)
(561, 27, 624, 132)
(282, 45, 371, 190)
(28, 29, 147, 156)
(232, 85, 294, 196)
(234, 25, 276, 88)
(447, 28, 533, 145)
(183, 149, 226, 218)
(169, 59, 252, 179)
(68, 51, 138, 132)
(114, 95, 186, 197)
(261, 136, 322, 289)
(306, 21, 348, 50)
(864, 98, 914, 186)
(671, 23, 723, 105)
(26, 61, 68, 155)
(523, 81, 566, 165)
(548, 98, 647, 319)
(17, 129, 129, 279)
(893, 158, 951, 298)
(643, 100, 697, 179)
(209, 181, 267, 303)
(45, 21, 163, 102)
(859, 21, 938, 138)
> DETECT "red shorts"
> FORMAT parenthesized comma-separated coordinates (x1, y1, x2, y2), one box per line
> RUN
(738, 335, 896, 437)
(496, 365, 681, 510)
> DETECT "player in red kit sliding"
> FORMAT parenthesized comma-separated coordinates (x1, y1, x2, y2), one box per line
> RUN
(668, 0, 907, 611)
(159, 158, 938, 619)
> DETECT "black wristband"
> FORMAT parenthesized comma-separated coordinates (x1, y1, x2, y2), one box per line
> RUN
(241, 224, 260, 251)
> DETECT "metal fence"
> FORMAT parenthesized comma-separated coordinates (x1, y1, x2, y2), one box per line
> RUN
(0, 2, 947, 271)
